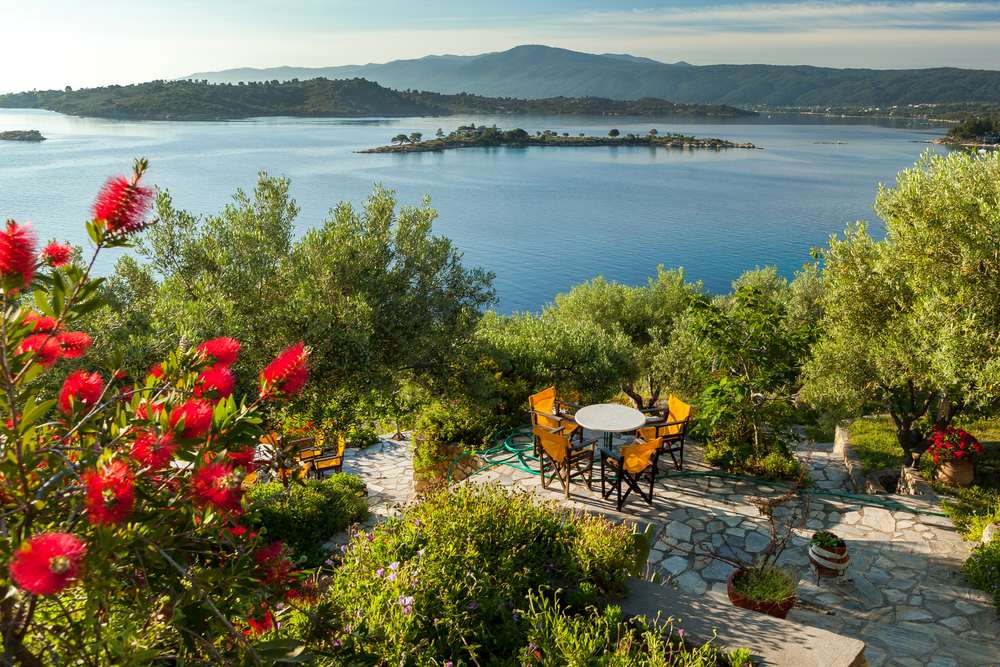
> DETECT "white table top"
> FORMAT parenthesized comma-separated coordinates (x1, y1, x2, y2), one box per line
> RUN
(573, 403, 646, 433)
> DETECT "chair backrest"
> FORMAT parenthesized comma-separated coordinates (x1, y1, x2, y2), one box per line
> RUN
(296, 448, 322, 462)
(335, 434, 346, 457)
(663, 395, 692, 437)
(534, 425, 570, 463)
(313, 456, 342, 473)
(620, 437, 662, 474)
(529, 386, 562, 430)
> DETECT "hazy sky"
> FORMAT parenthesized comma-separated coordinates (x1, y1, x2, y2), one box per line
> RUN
(3, 0, 999, 91)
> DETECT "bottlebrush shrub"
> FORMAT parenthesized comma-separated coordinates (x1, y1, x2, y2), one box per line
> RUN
(296, 484, 635, 665)
(0, 159, 325, 666)
(927, 425, 985, 464)
(246, 476, 368, 567)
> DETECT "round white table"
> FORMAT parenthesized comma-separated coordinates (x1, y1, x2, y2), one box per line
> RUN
(573, 403, 646, 450)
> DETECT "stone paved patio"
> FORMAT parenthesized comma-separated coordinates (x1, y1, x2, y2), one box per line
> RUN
(325, 433, 999, 667)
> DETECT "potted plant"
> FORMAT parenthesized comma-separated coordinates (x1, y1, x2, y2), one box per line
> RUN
(690, 483, 806, 620)
(926, 425, 984, 487)
(808, 531, 850, 583)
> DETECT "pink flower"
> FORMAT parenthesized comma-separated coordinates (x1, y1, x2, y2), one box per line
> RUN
(197, 337, 241, 367)
(259, 342, 309, 399)
(169, 399, 214, 439)
(81, 461, 134, 526)
(40, 242, 72, 268)
(189, 462, 244, 515)
(0, 220, 37, 291)
(58, 370, 104, 414)
(9, 532, 87, 595)
(92, 171, 154, 236)
(131, 430, 177, 470)
(57, 331, 92, 359)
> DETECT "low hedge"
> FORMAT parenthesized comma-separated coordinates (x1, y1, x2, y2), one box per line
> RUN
(246, 474, 368, 566)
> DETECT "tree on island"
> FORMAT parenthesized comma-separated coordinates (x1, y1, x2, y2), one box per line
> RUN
(608, 129, 620, 138)
(392, 133, 409, 145)
(409, 132, 423, 144)
(650, 129, 658, 136)
(436, 128, 445, 138)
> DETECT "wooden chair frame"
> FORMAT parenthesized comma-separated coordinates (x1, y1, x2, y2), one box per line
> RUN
(310, 435, 347, 479)
(599, 437, 663, 511)
(635, 395, 691, 471)
(535, 426, 596, 499)
(529, 387, 584, 456)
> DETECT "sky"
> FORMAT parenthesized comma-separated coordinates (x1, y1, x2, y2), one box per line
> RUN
(2, 0, 999, 92)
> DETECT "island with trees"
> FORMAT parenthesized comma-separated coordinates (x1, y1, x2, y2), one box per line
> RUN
(0, 78, 755, 121)
(0, 129, 45, 141)
(360, 125, 760, 153)
(936, 116, 1000, 145)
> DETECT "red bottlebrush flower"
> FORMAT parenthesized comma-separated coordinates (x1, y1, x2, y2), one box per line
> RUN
(197, 337, 241, 368)
(287, 580, 321, 604)
(259, 342, 309, 399)
(170, 399, 214, 439)
(227, 525, 258, 541)
(9, 532, 86, 595)
(0, 220, 37, 291)
(194, 365, 235, 403)
(23, 312, 60, 334)
(41, 242, 73, 268)
(254, 541, 292, 585)
(244, 610, 274, 636)
(17, 333, 61, 367)
(229, 446, 256, 471)
(189, 462, 244, 515)
(148, 363, 164, 380)
(57, 331, 92, 359)
(92, 173, 155, 236)
(131, 430, 177, 470)
(81, 460, 135, 526)
(58, 370, 104, 414)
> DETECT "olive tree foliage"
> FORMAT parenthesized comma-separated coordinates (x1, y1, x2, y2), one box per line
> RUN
(803, 151, 1000, 464)
(89, 174, 496, 426)
(543, 267, 704, 408)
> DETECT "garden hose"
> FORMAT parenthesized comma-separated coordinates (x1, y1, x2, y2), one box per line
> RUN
(446, 426, 950, 517)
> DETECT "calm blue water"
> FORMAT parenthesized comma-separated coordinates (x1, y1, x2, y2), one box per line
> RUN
(0, 109, 952, 313)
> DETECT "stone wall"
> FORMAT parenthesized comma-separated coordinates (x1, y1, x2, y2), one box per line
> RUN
(836, 425, 935, 496)
(412, 442, 487, 493)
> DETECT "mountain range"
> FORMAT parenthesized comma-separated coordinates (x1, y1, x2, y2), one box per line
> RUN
(182, 45, 1000, 108)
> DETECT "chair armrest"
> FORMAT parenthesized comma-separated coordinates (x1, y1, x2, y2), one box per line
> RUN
(556, 400, 584, 410)
(598, 447, 620, 463)
(640, 407, 667, 415)
(570, 438, 598, 452)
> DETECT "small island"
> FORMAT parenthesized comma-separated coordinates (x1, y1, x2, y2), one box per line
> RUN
(0, 130, 45, 141)
(359, 126, 761, 153)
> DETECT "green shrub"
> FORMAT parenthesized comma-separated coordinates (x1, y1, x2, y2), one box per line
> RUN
(962, 539, 1000, 613)
(413, 399, 514, 478)
(704, 437, 807, 482)
(246, 475, 368, 566)
(317, 483, 636, 665)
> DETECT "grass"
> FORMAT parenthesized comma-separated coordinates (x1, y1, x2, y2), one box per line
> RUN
(845, 416, 904, 474)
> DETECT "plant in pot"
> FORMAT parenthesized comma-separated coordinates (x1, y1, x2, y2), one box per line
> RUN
(808, 531, 850, 583)
(691, 482, 809, 620)
(926, 425, 984, 487)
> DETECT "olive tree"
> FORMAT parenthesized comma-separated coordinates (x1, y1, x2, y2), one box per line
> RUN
(803, 150, 1000, 464)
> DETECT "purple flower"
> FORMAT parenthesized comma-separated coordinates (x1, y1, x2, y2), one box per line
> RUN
(414, 519, 423, 526)
(433, 618, 441, 625)
(339, 545, 348, 553)
(467, 602, 480, 611)
(374, 568, 385, 578)
(389, 561, 400, 570)
(512, 613, 519, 621)
(325, 559, 334, 566)
(395, 595, 415, 615)
(678, 629, 685, 638)
(445, 663, 453, 667)
(387, 572, 397, 582)
(466, 571, 473, 577)
(417, 549, 425, 557)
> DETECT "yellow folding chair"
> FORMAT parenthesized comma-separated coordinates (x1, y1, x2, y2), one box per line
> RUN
(536, 426, 596, 499)
(635, 395, 691, 471)
(600, 437, 663, 511)
(529, 387, 583, 455)
(311, 435, 347, 479)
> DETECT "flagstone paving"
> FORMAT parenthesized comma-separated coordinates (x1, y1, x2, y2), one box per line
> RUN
(325, 433, 1000, 667)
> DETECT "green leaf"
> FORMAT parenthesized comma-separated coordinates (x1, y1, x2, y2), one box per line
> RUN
(20, 399, 56, 429)
(255, 639, 310, 662)
(33, 290, 54, 317)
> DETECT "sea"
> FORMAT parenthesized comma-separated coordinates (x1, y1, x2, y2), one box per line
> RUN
(0, 109, 957, 313)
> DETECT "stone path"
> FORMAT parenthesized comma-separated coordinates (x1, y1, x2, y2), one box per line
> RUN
(324, 433, 999, 666)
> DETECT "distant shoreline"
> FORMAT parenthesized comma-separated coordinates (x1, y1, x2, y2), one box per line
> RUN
(359, 133, 760, 154)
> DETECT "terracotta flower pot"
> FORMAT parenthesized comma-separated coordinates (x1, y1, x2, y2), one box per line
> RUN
(726, 569, 796, 620)
(936, 459, 974, 487)
(808, 533, 849, 580)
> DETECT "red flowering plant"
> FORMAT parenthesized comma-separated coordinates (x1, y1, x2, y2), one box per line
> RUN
(926, 424, 985, 464)
(0, 160, 331, 665)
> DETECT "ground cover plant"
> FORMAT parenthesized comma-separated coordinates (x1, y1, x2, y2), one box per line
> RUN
(312, 483, 639, 665)
(246, 475, 368, 566)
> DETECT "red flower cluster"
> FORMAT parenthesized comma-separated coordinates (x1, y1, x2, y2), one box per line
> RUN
(195, 365, 235, 403)
(0, 220, 37, 291)
(189, 462, 244, 515)
(259, 342, 309, 400)
(41, 242, 73, 268)
(197, 337, 241, 367)
(131, 430, 178, 470)
(170, 399, 214, 439)
(58, 370, 104, 415)
(9, 532, 87, 595)
(254, 541, 293, 585)
(82, 460, 135, 526)
(17, 313, 91, 368)
(927, 425, 984, 464)
(92, 172, 155, 236)
(24, 312, 59, 333)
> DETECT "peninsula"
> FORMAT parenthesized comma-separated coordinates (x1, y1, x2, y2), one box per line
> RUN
(0, 130, 45, 141)
(359, 126, 760, 153)
(0, 78, 754, 121)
